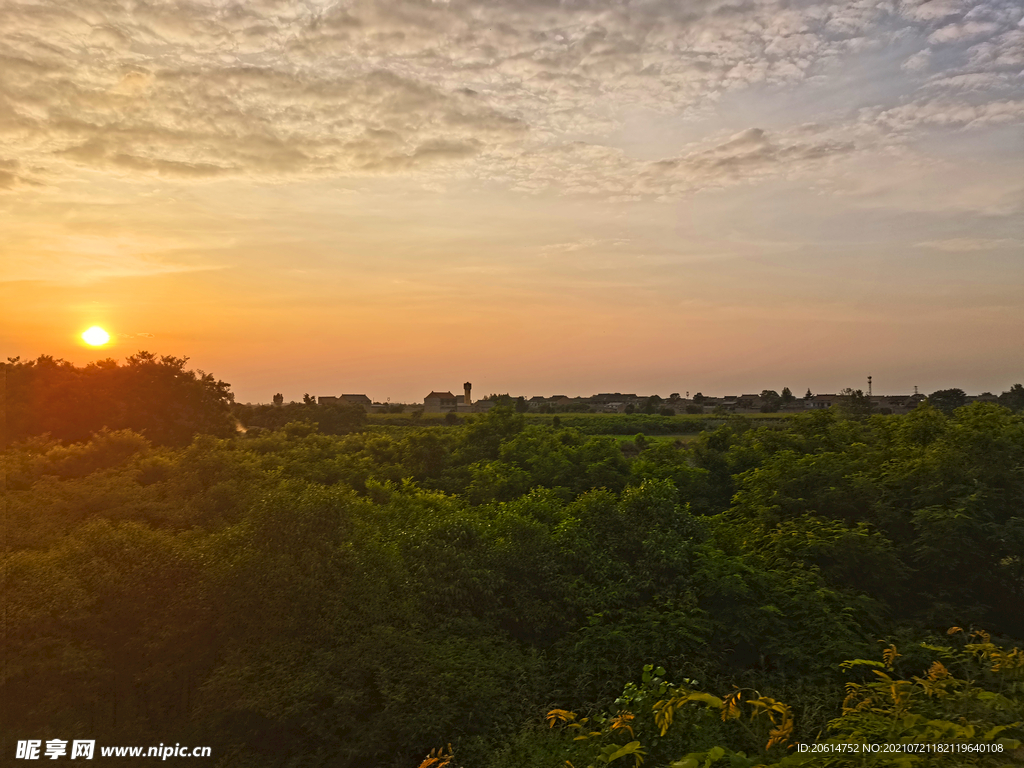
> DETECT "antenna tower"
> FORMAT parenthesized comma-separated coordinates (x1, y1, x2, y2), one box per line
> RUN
(867, 376, 872, 396)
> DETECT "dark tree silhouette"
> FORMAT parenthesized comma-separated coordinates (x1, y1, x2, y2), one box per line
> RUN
(927, 388, 967, 414)
(3, 352, 235, 447)
(999, 384, 1024, 411)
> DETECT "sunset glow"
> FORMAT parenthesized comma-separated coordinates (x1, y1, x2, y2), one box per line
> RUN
(82, 327, 110, 347)
(1, 0, 1021, 402)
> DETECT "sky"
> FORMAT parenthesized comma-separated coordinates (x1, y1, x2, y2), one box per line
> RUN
(1, 0, 1022, 404)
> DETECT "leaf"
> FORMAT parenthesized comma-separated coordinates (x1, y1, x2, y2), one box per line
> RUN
(548, 709, 577, 728)
(686, 692, 724, 708)
(982, 725, 1009, 740)
(840, 658, 885, 670)
(611, 711, 636, 737)
(882, 643, 901, 669)
(605, 741, 646, 764)
(721, 690, 744, 721)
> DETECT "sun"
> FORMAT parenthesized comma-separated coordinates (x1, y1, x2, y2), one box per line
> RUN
(82, 326, 111, 346)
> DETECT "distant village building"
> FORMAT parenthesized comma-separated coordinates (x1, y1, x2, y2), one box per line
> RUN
(591, 393, 638, 404)
(807, 394, 839, 409)
(968, 393, 999, 404)
(458, 382, 474, 412)
(423, 382, 486, 413)
(423, 391, 458, 412)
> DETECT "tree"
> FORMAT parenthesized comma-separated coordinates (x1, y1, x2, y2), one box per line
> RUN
(804, 388, 813, 399)
(272, 393, 284, 406)
(781, 387, 794, 403)
(692, 393, 705, 404)
(927, 388, 967, 414)
(515, 396, 529, 413)
(642, 395, 663, 414)
(303, 393, 315, 405)
(759, 390, 781, 413)
(838, 387, 874, 417)
(624, 404, 635, 414)
(2, 352, 235, 447)
(999, 383, 1024, 411)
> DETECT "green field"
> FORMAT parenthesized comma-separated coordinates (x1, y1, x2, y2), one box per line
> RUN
(366, 410, 795, 435)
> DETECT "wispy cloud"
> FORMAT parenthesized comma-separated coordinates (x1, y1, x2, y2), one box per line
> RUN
(0, 233, 227, 283)
(915, 237, 1021, 251)
(538, 238, 630, 255)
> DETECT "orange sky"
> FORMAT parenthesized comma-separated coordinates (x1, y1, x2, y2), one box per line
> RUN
(2, 0, 1022, 403)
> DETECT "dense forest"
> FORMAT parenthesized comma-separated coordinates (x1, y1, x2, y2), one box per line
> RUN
(3, 356, 1024, 766)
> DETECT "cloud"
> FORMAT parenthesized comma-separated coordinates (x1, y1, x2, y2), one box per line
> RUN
(923, 72, 1015, 91)
(915, 237, 1021, 251)
(604, 128, 856, 197)
(871, 98, 1024, 131)
(0, 157, 40, 190)
(473, 123, 861, 201)
(0, 0, 1019, 200)
(1, 56, 525, 179)
(538, 238, 630, 255)
(900, 0, 969, 22)
(0, 232, 228, 283)
(902, 50, 932, 71)
(928, 21, 1001, 44)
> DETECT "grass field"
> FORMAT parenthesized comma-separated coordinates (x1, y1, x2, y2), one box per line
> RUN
(608, 433, 702, 444)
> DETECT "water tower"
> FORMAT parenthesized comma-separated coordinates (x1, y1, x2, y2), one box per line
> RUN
(464, 382, 472, 406)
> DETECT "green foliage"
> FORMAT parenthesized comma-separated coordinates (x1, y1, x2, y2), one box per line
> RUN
(837, 388, 875, 418)
(4, 381, 1024, 768)
(927, 388, 968, 414)
(544, 634, 1024, 768)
